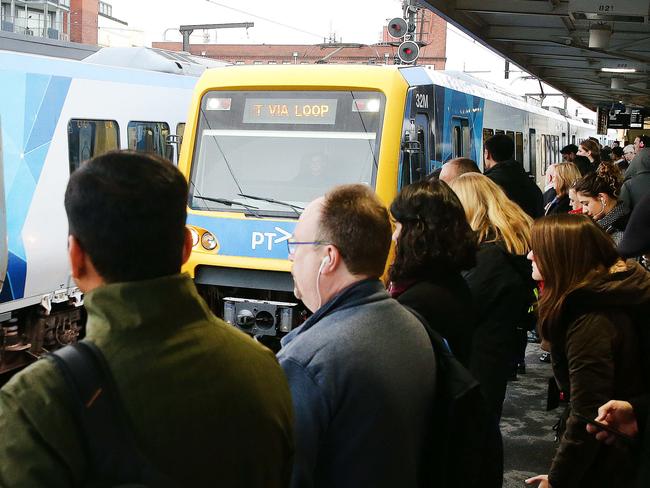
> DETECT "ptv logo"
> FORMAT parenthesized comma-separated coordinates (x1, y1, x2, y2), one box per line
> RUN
(251, 227, 292, 252)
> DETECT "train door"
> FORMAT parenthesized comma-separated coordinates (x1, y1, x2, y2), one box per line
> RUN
(0, 121, 6, 293)
(400, 85, 434, 188)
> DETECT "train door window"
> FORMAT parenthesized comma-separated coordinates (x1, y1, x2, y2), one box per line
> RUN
(528, 129, 536, 177)
(541, 135, 548, 172)
(67, 119, 120, 173)
(452, 118, 469, 158)
(562, 132, 566, 147)
(572, 134, 576, 144)
(127, 121, 170, 158)
(515, 132, 524, 164)
(415, 113, 429, 180)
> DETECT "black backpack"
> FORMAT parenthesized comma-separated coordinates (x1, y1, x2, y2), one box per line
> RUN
(406, 307, 490, 488)
(50, 341, 177, 488)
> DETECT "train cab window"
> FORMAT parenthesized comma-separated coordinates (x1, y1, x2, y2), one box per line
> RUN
(67, 119, 120, 173)
(515, 132, 524, 164)
(127, 121, 170, 158)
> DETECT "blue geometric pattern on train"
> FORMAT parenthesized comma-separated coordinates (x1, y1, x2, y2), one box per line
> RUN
(0, 71, 71, 302)
(435, 86, 485, 165)
(186, 214, 297, 260)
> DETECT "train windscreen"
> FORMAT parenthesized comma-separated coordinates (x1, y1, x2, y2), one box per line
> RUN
(188, 90, 385, 216)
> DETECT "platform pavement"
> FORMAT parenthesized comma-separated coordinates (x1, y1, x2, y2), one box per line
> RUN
(502, 343, 560, 487)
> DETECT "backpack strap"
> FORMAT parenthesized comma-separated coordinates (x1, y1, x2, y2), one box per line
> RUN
(50, 341, 176, 487)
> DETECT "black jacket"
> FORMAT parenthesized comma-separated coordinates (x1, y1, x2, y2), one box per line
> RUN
(484, 159, 544, 218)
(395, 273, 476, 367)
(545, 194, 571, 215)
(462, 242, 535, 416)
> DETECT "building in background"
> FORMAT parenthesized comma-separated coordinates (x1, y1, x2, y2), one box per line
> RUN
(153, 9, 446, 68)
(0, 0, 71, 41)
(97, 0, 142, 47)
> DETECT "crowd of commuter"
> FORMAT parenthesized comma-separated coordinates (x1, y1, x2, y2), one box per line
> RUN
(0, 133, 648, 487)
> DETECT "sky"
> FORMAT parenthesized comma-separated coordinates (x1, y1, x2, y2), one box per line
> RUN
(108, 0, 405, 45)
(106, 0, 594, 117)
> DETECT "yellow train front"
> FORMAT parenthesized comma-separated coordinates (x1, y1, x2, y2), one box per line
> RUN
(179, 64, 436, 338)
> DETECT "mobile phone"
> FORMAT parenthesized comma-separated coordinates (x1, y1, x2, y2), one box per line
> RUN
(574, 413, 638, 445)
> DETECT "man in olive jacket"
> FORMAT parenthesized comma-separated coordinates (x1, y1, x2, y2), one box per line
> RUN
(0, 151, 294, 487)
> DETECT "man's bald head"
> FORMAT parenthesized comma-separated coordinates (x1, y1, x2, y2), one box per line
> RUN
(439, 158, 480, 183)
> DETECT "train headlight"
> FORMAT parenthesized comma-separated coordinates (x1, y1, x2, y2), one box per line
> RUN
(201, 231, 218, 250)
(189, 227, 199, 247)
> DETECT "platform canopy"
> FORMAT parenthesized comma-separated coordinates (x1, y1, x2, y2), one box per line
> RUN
(423, 0, 650, 110)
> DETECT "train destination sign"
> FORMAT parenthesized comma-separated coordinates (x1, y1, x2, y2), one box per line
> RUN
(243, 98, 338, 125)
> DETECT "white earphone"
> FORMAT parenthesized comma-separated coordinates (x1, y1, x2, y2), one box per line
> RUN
(315, 255, 330, 309)
(319, 255, 330, 272)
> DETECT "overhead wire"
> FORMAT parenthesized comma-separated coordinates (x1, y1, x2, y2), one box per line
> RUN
(204, 0, 327, 41)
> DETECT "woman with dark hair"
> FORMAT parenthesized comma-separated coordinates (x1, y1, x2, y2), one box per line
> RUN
(388, 179, 477, 366)
(525, 214, 650, 488)
(577, 139, 602, 169)
(574, 162, 628, 244)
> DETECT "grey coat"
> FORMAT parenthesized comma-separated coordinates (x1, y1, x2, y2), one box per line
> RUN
(277, 279, 436, 488)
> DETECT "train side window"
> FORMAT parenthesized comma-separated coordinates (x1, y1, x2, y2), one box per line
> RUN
(515, 132, 524, 164)
(483, 128, 494, 141)
(495, 129, 505, 135)
(528, 129, 536, 177)
(541, 134, 548, 172)
(67, 119, 120, 173)
(127, 121, 170, 158)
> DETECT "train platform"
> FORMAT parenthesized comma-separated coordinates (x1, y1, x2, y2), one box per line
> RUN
(503, 342, 558, 487)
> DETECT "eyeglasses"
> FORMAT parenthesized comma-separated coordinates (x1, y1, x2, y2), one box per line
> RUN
(286, 240, 330, 256)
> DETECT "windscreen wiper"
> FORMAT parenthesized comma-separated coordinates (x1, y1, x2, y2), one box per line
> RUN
(194, 195, 261, 218)
(237, 193, 304, 216)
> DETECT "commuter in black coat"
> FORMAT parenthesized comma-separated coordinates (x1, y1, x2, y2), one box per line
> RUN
(388, 180, 478, 367)
(450, 173, 536, 416)
(483, 134, 544, 218)
(451, 173, 536, 488)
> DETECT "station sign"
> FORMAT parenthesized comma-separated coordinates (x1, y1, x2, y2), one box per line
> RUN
(243, 98, 338, 125)
(630, 108, 645, 129)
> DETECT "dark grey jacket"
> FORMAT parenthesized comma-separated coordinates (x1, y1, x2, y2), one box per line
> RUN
(277, 279, 436, 488)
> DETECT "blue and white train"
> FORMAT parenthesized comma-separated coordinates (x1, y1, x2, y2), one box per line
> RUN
(0, 47, 219, 374)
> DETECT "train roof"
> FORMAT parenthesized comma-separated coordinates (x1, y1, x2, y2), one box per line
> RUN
(0, 48, 208, 89)
(84, 47, 229, 76)
(403, 67, 595, 128)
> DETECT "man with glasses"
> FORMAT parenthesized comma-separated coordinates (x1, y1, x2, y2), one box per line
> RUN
(278, 184, 436, 488)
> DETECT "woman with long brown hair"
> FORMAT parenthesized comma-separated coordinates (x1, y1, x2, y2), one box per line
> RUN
(525, 214, 650, 488)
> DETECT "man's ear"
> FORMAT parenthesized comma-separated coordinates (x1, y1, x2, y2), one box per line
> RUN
(181, 227, 193, 265)
(68, 235, 86, 280)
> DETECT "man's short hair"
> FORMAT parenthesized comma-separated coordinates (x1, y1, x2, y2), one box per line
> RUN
(65, 151, 188, 283)
(611, 146, 624, 158)
(560, 144, 579, 155)
(318, 184, 391, 278)
(448, 157, 480, 175)
(484, 134, 514, 163)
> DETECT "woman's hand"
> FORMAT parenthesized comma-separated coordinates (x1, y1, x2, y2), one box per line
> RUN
(586, 400, 638, 444)
(525, 474, 551, 487)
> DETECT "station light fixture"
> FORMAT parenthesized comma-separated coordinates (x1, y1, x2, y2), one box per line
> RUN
(398, 41, 419, 64)
(601, 67, 637, 73)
